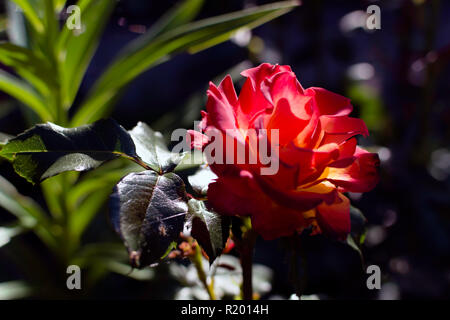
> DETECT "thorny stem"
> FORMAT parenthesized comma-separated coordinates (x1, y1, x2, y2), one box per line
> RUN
(191, 242, 216, 300)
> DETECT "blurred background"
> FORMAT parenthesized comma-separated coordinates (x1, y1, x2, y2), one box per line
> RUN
(0, 0, 449, 299)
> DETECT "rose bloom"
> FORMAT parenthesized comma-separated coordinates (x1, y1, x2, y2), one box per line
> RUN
(189, 63, 379, 240)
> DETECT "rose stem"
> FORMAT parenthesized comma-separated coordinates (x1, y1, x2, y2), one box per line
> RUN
(240, 227, 257, 300)
(191, 241, 216, 300)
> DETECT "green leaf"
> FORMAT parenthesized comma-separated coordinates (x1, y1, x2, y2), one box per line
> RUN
(67, 159, 143, 209)
(43, 0, 59, 51)
(72, 242, 155, 281)
(119, 0, 205, 59)
(0, 69, 53, 121)
(0, 223, 26, 248)
(58, 0, 116, 109)
(109, 171, 188, 268)
(65, 160, 144, 240)
(154, 0, 204, 35)
(0, 118, 141, 184)
(72, 0, 299, 126)
(73, 242, 129, 267)
(0, 174, 56, 249)
(54, 0, 66, 12)
(105, 261, 155, 281)
(346, 235, 361, 256)
(10, 0, 45, 34)
(187, 165, 217, 196)
(349, 205, 368, 245)
(174, 150, 204, 172)
(129, 122, 184, 174)
(345, 205, 368, 262)
(186, 198, 230, 263)
(70, 187, 111, 241)
(0, 281, 32, 300)
(0, 43, 56, 97)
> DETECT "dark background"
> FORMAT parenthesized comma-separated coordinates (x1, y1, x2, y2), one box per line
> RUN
(0, 0, 449, 299)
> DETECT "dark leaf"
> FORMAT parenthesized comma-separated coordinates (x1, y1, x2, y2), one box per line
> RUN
(0, 119, 139, 183)
(345, 205, 368, 262)
(109, 171, 188, 268)
(186, 199, 230, 263)
(129, 122, 184, 174)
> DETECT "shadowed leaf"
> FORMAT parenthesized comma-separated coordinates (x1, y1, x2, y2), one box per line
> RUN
(186, 198, 230, 263)
(109, 171, 188, 268)
(345, 205, 368, 262)
(129, 122, 184, 174)
(0, 119, 140, 183)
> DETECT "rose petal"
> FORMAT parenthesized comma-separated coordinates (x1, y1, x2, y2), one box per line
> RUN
(327, 147, 380, 192)
(319, 115, 369, 145)
(239, 63, 292, 123)
(205, 76, 241, 133)
(316, 192, 351, 240)
(306, 87, 353, 116)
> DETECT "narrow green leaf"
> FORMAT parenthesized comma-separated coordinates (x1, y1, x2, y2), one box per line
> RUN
(10, 0, 45, 34)
(119, 0, 205, 58)
(0, 69, 53, 121)
(0, 223, 26, 248)
(0, 174, 56, 249)
(58, 0, 116, 109)
(72, 0, 299, 126)
(186, 198, 230, 263)
(73, 242, 129, 267)
(109, 171, 188, 268)
(54, 0, 66, 12)
(0, 281, 32, 300)
(0, 42, 56, 96)
(65, 160, 144, 239)
(105, 261, 155, 281)
(129, 122, 184, 174)
(0, 118, 141, 183)
(43, 0, 59, 52)
(70, 187, 111, 240)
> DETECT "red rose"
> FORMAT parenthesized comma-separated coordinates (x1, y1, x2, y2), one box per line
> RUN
(189, 63, 379, 240)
